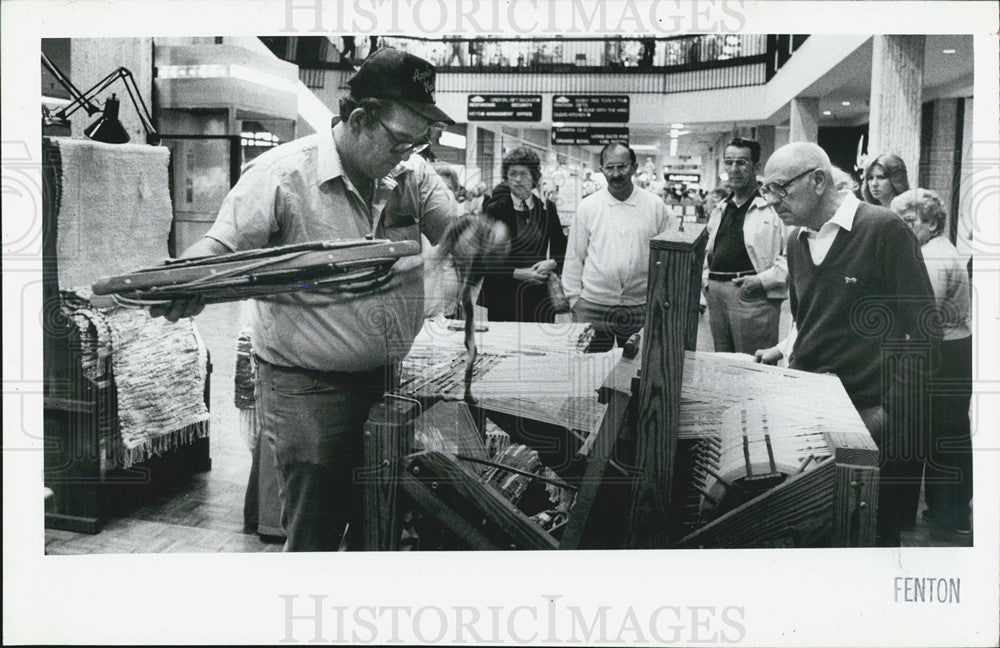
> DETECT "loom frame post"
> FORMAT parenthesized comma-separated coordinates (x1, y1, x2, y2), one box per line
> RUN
(626, 226, 708, 549)
(361, 397, 420, 551)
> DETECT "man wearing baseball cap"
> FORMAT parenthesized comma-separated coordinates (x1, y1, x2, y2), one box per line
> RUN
(157, 49, 459, 551)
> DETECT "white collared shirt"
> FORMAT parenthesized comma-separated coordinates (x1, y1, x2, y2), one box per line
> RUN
(512, 193, 536, 212)
(798, 191, 859, 265)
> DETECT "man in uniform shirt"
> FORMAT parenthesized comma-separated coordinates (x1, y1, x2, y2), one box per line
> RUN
(154, 49, 459, 551)
(704, 137, 787, 354)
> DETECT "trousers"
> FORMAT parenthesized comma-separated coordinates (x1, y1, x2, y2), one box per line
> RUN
(924, 335, 973, 528)
(705, 279, 781, 354)
(571, 298, 646, 353)
(254, 358, 393, 552)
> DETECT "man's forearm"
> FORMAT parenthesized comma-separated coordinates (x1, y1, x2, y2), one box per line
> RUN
(180, 236, 233, 260)
(756, 255, 788, 291)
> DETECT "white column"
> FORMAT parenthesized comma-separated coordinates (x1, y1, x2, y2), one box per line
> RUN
(789, 97, 819, 143)
(869, 35, 925, 188)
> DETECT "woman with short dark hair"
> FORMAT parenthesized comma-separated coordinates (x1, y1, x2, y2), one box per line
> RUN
(863, 153, 910, 207)
(890, 188, 973, 535)
(479, 146, 568, 322)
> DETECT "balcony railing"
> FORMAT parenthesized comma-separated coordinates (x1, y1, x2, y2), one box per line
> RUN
(278, 34, 808, 95)
(378, 34, 767, 73)
(376, 35, 774, 94)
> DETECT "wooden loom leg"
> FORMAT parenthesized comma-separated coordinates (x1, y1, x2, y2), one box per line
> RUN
(833, 464, 880, 547)
(627, 227, 707, 549)
(560, 390, 632, 550)
(361, 398, 419, 551)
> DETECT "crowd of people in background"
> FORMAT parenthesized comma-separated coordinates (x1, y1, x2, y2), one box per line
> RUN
(426, 149, 901, 241)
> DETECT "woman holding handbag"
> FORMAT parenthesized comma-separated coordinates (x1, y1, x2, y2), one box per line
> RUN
(479, 146, 568, 322)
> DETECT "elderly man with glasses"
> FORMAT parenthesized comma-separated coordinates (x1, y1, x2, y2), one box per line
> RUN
(155, 49, 460, 552)
(703, 137, 787, 354)
(563, 143, 676, 352)
(754, 142, 940, 547)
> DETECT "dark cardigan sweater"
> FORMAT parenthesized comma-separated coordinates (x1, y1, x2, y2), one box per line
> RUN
(787, 200, 940, 409)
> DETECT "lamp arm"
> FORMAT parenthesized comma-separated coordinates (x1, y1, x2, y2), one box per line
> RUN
(55, 67, 129, 120)
(116, 68, 158, 141)
(41, 52, 100, 116)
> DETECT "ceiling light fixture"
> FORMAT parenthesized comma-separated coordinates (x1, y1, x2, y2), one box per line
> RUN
(942, 49, 956, 54)
(841, 101, 851, 106)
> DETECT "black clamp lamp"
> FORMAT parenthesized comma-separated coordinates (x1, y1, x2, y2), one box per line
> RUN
(42, 52, 159, 145)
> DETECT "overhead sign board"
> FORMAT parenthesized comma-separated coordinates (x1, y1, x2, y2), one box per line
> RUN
(551, 126, 629, 146)
(666, 173, 701, 183)
(467, 94, 542, 121)
(551, 95, 629, 123)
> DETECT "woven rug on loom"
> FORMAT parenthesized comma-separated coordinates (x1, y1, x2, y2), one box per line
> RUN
(53, 138, 173, 290)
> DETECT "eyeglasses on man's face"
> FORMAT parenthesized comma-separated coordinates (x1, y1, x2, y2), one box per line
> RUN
(761, 167, 819, 200)
(602, 163, 633, 175)
(375, 116, 444, 155)
(722, 158, 753, 170)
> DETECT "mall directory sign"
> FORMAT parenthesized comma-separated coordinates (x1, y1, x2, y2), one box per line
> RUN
(551, 126, 629, 145)
(467, 94, 542, 121)
(551, 95, 630, 123)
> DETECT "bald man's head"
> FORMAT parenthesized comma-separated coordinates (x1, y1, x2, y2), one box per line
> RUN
(762, 142, 842, 230)
(765, 142, 832, 179)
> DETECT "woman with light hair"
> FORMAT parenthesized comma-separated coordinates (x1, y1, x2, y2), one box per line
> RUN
(890, 188, 972, 535)
(863, 153, 910, 207)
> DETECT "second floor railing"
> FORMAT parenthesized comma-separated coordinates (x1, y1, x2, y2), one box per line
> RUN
(279, 34, 808, 94)
(378, 34, 766, 72)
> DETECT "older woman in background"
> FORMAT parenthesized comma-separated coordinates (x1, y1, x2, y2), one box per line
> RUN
(479, 146, 568, 322)
(863, 153, 910, 207)
(891, 188, 973, 535)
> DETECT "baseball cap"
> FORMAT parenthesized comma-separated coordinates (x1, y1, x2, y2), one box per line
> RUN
(348, 48, 455, 125)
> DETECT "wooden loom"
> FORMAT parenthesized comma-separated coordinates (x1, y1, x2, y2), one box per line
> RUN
(361, 227, 880, 549)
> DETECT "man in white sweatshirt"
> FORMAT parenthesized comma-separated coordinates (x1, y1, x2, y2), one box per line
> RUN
(562, 143, 676, 352)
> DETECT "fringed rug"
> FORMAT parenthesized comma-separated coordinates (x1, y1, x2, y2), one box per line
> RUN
(64, 300, 210, 471)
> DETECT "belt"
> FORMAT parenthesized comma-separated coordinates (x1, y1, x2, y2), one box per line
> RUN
(253, 353, 392, 380)
(708, 270, 757, 281)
